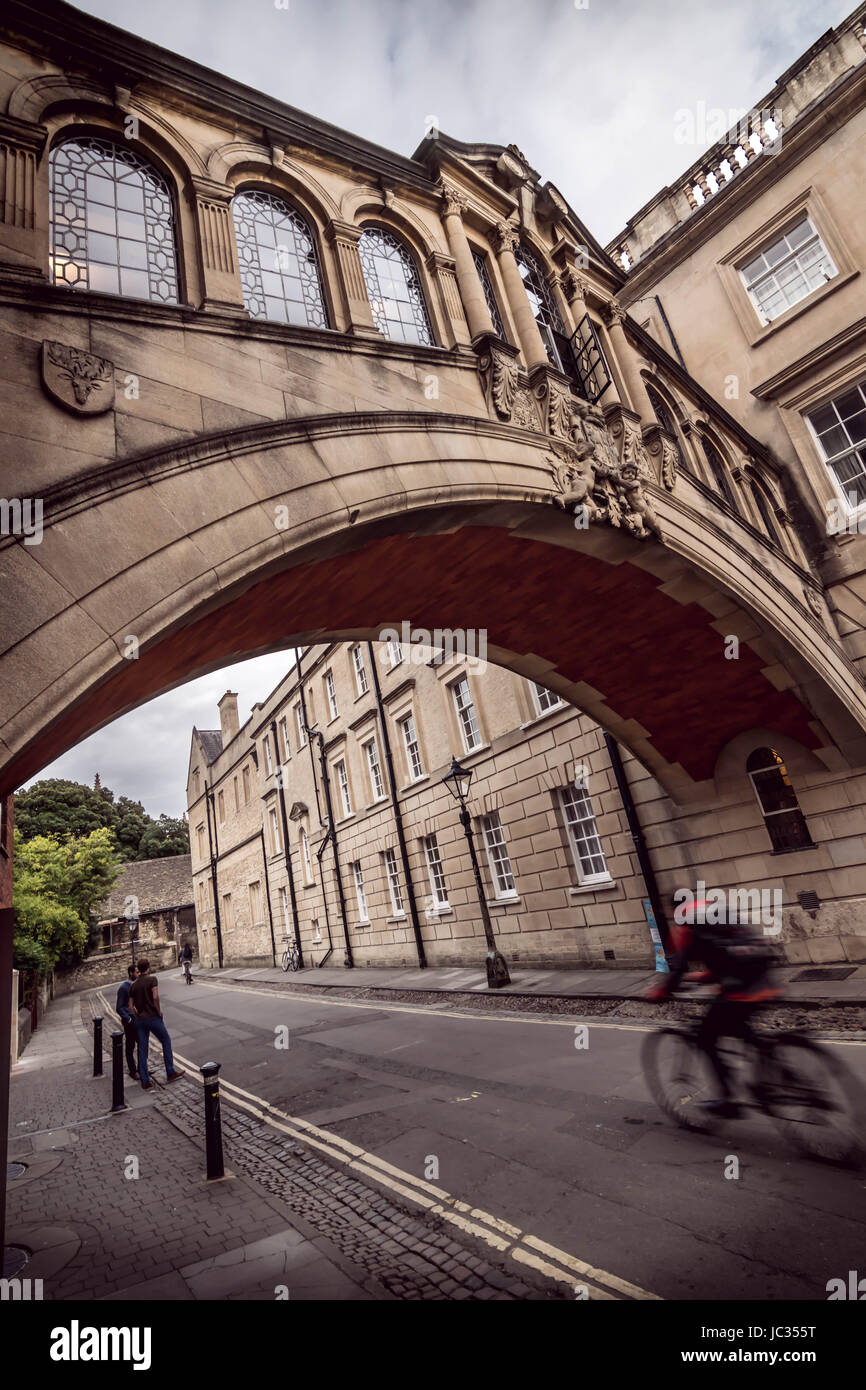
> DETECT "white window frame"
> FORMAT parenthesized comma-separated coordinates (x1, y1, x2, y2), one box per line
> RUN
(531, 681, 564, 716)
(295, 702, 306, 749)
(383, 846, 405, 916)
(452, 676, 482, 753)
(222, 891, 234, 929)
(481, 812, 517, 899)
(351, 644, 368, 695)
(423, 834, 449, 909)
(334, 758, 352, 817)
(279, 716, 291, 761)
(806, 377, 866, 520)
(278, 885, 290, 933)
(739, 214, 837, 327)
(325, 669, 338, 721)
(386, 637, 403, 667)
(263, 736, 273, 776)
(269, 804, 281, 855)
(352, 861, 369, 923)
(560, 785, 610, 885)
(400, 712, 424, 782)
(217, 789, 225, 824)
(300, 826, 314, 885)
(364, 737, 385, 801)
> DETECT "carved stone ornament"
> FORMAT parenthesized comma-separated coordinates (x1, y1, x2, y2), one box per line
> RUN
(439, 181, 468, 216)
(549, 400, 662, 541)
(512, 388, 541, 430)
(608, 411, 654, 481)
(534, 374, 573, 440)
(478, 340, 519, 420)
(41, 340, 114, 415)
(495, 220, 519, 255)
(803, 586, 824, 620)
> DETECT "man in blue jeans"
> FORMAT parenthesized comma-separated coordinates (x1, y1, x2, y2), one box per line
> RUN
(129, 958, 185, 1090)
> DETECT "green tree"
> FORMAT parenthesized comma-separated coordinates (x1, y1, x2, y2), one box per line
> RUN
(14, 779, 189, 860)
(12, 827, 123, 974)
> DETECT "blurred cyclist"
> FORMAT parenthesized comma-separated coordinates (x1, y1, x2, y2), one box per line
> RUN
(646, 893, 781, 1116)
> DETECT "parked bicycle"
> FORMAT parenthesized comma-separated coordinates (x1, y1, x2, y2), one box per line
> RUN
(642, 1003, 865, 1167)
(280, 936, 301, 973)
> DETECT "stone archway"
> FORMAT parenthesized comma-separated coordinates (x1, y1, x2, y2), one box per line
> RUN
(2, 412, 865, 802)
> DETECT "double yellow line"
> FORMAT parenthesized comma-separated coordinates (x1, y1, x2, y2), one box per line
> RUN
(95, 984, 661, 1301)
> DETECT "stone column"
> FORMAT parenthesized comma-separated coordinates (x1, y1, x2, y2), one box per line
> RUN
(603, 302, 656, 421)
(0, 115, 48, 281)
(494, 221, 549, 372)
(425, 249, 471, 348)
(439, 184, 494, 341)
(326, 219, 379, 337)
(191, 178, 246, 312)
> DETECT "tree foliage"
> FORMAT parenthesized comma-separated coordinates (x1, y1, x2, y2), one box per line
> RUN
(12, 827, 123, 975)
(14, 779, 189, 860)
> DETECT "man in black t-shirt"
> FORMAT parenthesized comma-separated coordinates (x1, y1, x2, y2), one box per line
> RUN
(115, 964, 140, 1079)
(129, 958, 185, 1090)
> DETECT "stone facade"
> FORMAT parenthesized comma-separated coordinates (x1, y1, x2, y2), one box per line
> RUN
(188, 644, 866, 971)
(97, 854, 195, 952)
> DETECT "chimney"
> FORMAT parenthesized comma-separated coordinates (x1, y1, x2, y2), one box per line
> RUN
(218, 690, 239, 744)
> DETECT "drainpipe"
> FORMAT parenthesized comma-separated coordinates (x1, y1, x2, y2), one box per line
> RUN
(259, 829, 277, 968)
(653, 295, 687, 373)
(204, 777, 223, 968)
(367, 641, 426, 968)
(314, 833, 335, 965)
(297, 651, 352, 968)
(271, 717, 303, 967)
(312, 732, 353, 968)
(603, 732, 671, 954)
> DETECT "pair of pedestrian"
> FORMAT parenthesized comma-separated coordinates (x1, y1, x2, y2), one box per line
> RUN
(116, 958, 184, 1090)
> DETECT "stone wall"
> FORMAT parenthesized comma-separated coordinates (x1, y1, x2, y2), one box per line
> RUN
(54, 941, 177, 997)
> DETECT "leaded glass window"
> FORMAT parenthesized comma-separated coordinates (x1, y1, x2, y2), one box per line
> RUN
(358, 227, 434, 346)
(646, 385, 685, 468)
(50, 138, 178, 303)
(472, 249, 505, 337)
(514, 243, 565, 368)
(232, 190, 327, 327)
(702, 437, 738, 511)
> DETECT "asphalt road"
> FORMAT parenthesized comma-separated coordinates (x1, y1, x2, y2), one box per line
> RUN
(154, 969, 866, 1301)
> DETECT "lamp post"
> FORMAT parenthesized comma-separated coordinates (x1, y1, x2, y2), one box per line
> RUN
(442, 756, 511, 989)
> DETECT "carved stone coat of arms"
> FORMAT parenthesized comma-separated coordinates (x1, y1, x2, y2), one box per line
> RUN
(41, 340, 115, 415)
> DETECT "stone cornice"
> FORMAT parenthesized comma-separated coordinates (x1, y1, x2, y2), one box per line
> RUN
(751, 315, 866, 404)
(6, 0, 436, 193)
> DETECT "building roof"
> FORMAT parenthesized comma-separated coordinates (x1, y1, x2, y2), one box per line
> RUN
(99, 854, 194, 919)
(196, 729, 223, 764)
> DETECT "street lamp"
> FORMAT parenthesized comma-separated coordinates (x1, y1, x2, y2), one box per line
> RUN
(442, 756, 511, 989)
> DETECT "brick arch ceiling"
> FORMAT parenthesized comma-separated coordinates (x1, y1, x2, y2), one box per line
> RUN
(3, 526, 819, 798)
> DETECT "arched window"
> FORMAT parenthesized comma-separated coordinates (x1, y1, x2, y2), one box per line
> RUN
(750, 480, 783, 548)
(747, 747, 813, 852)
(514, 243, 566, 368)
(358, 227, 433, 346)
(646, 385, 685, 467)
(701, 436, 738, 511)
(232, 190, 327, 327)
(49, 137, 178, 303)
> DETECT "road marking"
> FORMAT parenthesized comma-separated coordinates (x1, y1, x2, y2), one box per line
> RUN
(180, 977, 866, 1047)
(95, 985, 659, 1299)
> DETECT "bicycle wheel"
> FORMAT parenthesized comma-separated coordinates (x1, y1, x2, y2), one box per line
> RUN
(290, 948, 301, 973)
(758, 1033, 865, 1167)
(642, 1027, 720, 1133)
(280, 950, 290, 973)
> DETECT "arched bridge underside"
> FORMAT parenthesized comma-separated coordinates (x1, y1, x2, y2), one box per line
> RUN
(2, 411, 866, 803)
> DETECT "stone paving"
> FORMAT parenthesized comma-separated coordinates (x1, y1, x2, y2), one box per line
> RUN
(5, 992, 566, 1301)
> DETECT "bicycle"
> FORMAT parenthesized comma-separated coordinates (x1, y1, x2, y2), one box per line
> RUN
(642, 1002, 865, 1167)
(280, 937, 301, 973)
(182, 958, 194, 985)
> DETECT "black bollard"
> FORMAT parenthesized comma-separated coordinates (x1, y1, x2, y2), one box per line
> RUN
(110, 1031, 127, 1112)
(92, 1016, 103, 1077)
(201, 1062, 224, 1180)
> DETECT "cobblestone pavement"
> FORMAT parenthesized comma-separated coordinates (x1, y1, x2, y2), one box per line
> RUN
(6, 993, 568, 1301)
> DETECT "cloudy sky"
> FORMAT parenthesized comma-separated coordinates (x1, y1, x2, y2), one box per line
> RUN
(28, 0, 852, 816)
